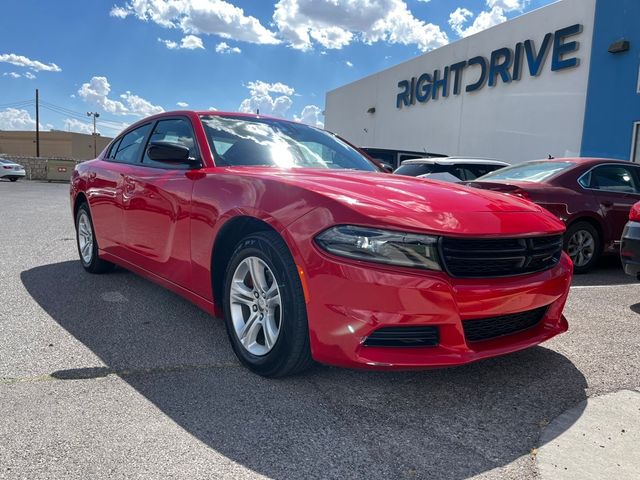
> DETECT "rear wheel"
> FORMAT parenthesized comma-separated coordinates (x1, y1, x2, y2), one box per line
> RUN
(223, 231, 313, 377)
(9, 177, 17, 182)
(75, 203, 115, 274)
(564, 221, 600, 274)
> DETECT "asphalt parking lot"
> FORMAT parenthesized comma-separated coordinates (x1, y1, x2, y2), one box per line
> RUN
(1, 180, 639, 480)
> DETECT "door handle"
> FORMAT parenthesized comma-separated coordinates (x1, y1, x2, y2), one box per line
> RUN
(601, 201, 613, 208)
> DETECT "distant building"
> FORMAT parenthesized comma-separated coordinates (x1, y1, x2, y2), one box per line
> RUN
(0, 130, 113, 160)
(325, 0, 640, 164)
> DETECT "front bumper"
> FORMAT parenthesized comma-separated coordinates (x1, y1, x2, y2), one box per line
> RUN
(621, 221, 640, 278)
(298, 245, 572, 370)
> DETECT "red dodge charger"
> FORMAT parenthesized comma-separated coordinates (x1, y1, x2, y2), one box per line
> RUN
(70, 111, 572, 377)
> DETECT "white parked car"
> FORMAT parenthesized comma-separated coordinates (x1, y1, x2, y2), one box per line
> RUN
(0, 158, 26, 182)
(394, 157, 509, 182)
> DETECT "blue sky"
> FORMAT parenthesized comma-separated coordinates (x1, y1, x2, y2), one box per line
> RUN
(0, 0, 554, 138)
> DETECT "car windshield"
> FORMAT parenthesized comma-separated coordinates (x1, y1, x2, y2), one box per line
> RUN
(394, 164, 435, 176)
(200, 115, 377, 171)
(477, 161, 574, 182)
(0, 158, 11, 164)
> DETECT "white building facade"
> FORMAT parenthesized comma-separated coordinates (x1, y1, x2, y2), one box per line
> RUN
(325, 0, 640, 164)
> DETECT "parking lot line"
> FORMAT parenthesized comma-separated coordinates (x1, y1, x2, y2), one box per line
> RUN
(570, 284, 640, 289)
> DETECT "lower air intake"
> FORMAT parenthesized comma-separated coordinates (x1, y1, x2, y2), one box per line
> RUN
(363, 326, 439, 347)
(463, 306, 548, 342)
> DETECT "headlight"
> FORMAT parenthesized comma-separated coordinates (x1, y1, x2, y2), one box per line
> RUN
(315, 225, 441, 271)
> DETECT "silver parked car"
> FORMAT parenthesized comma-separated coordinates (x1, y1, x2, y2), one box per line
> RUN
(0, 158, 26, 182)
(394, 157, 509, 182)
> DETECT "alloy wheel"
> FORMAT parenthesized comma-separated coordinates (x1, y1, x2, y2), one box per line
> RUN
(77, 211, 94, 264)
(567, 229, 595, 268)
(229, 256, 282, 356)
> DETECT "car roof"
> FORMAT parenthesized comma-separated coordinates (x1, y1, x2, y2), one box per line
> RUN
(119, 110, 307, 136)
(360, 147, 447, 157)
(400, 157, 510, 166)
(520, 157, 636, 166)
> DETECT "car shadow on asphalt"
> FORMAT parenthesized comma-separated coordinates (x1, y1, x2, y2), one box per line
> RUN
(21, 261, 588, 480)
(570, 256, 637, 287)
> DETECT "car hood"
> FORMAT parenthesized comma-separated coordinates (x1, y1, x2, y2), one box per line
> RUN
(223, 167, 565, 236)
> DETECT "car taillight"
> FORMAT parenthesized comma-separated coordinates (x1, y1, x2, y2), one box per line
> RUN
(629, 203, 640, 222)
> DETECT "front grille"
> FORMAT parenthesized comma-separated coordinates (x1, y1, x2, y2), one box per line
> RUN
(441, 235, 563, 278)
(463, 306, 548, 342)
(363, 326, 439, 347)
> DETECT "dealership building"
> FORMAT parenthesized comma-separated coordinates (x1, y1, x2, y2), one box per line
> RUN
(325, 0, 640, 165)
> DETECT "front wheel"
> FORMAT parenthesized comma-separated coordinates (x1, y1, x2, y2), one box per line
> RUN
(222, 231, 313, 377)
(75, 203, 115, 274)
(564, 221, 600, 274)
(9, 177, 18, 182)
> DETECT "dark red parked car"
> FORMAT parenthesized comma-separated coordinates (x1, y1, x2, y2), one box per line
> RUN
(467, 158, 640, 273)
(70, 111, 572, 377)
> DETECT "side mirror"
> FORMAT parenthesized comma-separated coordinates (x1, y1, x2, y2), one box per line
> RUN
(374, 160, 393, 173)
(146, 141, 192, 163)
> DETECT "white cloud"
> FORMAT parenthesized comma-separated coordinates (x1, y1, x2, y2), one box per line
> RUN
(158, 34, 204, 49)
(487, 0, 527, 11)
(180, 34, 204, 49)
(215, 42, 242, 54)
(3, 71, 37, 80)
(345, 60, 353, 67)
(247, 80, 295, 97)
(120, 91, 165, 117)
(176, 101, 189, 107)
(295, 105, 324, 128)
(64, 118, 96, 135)
(0, 108, 37, 130)
(450, 1, 527, 38)
(112, 0, 280, 45)
(208, 106, 218, 110)
(450, 7, 506, 37)
(78, 76, 164, 117)
(272, 0, 448, 52)
(448, 7, 473, 36)
(238, 80, 295, 117)
(0, 53, 61, 72)
(109, 5, 130, 18)
(158, 38, 179, 49)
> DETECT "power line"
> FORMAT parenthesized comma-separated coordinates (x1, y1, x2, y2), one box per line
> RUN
(2, 97, 128, 134)
(0, 100, 35, 109)
(40, 100, 127, 130)
(38, 103, 125, 133)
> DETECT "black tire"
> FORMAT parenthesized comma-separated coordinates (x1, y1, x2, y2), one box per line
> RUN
(222, 231, 313, 377)
(9, 177, 17, 182)
(75, 203, 115, 274)
(564, 221, 601, 274)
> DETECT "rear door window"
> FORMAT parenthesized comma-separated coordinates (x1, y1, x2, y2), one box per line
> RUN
(112, 124, 152, 164)
(583, 165, 640, 193)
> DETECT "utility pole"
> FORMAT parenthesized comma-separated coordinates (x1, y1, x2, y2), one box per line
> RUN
(87, 111, 100, 157)
(35, 89, 40, 157)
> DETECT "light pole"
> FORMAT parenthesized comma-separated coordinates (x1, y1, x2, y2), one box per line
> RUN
(87, 111, 100, 157)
